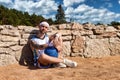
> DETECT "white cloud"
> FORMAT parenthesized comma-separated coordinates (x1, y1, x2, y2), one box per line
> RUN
(65, 7, 74, 14)
(0, 0, 58, 17)
(64, 4, 120, 24)
(0, 0, 120, 24)
(119, 0, 120, 4)
(28, 0, 58, 16)
(0, 0, 58, 20)
(0, 0, 12, 3)
(13, 0, 33, 11)
(0, 0, 13, 8)
(63, 0, 85, 7)
(74, 4, 92, 13)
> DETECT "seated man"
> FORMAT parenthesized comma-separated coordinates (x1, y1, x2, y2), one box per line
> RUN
(30, 21, 77, 68)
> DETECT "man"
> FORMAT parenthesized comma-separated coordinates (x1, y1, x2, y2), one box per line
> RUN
(30, 21, 77, 68)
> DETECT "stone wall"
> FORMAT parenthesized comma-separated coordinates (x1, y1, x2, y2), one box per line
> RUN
(0, 23, 120, 66)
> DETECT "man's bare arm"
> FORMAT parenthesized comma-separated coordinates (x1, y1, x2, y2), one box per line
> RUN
(30, 40, 48, 50)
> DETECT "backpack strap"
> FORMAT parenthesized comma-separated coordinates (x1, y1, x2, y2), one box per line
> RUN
(33, 49, 38, 67)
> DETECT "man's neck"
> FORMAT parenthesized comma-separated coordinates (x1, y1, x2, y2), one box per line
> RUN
(37, 32, 46, 39)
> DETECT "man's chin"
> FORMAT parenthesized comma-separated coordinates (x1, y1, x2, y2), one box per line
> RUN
(41, 31, 46, 34)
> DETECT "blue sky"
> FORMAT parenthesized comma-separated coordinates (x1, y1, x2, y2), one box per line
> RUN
(0, 0, 120, 24)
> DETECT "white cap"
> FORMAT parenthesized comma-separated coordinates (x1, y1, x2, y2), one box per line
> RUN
(39, 21, 49, 28)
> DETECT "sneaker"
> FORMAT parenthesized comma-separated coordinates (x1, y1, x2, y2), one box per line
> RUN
(53, 63, 67, 68)
(57, 63, 67, 68)
(63, 59, 77, 67)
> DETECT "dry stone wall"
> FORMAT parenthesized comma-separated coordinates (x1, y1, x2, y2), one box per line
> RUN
(0, 23, 120, 66)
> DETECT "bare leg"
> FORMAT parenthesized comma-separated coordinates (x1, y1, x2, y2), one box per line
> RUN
(38, 53, 77, 68)
(38, 53, 63, 65)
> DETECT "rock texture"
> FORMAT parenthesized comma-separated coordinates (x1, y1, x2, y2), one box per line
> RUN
(0, 23, 120, 66)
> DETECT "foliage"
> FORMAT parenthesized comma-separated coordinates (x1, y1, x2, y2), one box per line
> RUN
(0, 5, 68, 27)
(0, 5, 45, 27)
(95, 23, 103, 25)
(55, 4, 67, 24)
(1, 5, 120, 27)
(109, 21, 120, 26)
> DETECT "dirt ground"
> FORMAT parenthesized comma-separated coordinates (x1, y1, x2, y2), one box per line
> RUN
(0, 56, 120, 80)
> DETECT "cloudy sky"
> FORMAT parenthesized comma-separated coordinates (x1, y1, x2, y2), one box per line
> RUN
(0, 0, 120, 24)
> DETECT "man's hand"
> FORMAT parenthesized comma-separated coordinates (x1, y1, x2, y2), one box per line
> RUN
(42, 44, 49, 48)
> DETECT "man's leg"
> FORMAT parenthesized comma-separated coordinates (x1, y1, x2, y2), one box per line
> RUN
(38, 53, 63, 65)
(38, 53, 77, 68)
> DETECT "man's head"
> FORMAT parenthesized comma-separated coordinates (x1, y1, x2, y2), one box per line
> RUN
(38, 21, 49, 33)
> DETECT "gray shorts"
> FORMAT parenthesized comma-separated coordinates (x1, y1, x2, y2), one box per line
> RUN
(37, 50, 44, 58)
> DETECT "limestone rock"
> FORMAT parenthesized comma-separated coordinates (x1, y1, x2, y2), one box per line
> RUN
(62, 41, 71, 56)
(0, 29, 20, 37)
(72, 36, 84, 53)
(84, 39, 110, 58)
(71, 22, 83, 30)
(0, 54, 17, 66)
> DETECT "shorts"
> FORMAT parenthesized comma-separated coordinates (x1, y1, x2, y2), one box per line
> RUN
(37, 50, 44, 58)
(44, 46, 58, 57)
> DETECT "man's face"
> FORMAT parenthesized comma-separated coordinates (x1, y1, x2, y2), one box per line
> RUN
(39, 25, 48, 33)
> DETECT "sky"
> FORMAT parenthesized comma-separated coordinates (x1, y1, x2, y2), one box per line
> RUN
(0, 0, 120, 24)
